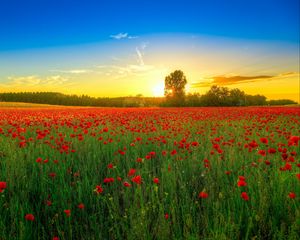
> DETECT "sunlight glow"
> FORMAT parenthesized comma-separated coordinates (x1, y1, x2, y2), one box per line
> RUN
(186, 83, 190, 93)
(152, 82, 165, 97)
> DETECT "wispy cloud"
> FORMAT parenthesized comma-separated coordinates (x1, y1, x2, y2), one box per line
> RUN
(50, 69, 90, 74)
(277, 72, 299, 77)
(128, 36, 138, 39)
(93, 42, 154, 79)
(43, 75, 70, 85)
(0, 75, 71, 89)
(135, 47, 144, 66)
(135, 42, 150, 66)
(93, 63, 154, 80)
(110, 32, 138, 40)
(191, 72, 299, 88)
(7, 75, 41, 86)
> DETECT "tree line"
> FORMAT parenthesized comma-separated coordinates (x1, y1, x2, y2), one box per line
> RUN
(182, 87, 296, 107)
(163, 70, 297, 107)
(0, 92, 163, 107)
(0, 89, 296, 107)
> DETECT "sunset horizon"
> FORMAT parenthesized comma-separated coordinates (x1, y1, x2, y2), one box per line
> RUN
(0, 1, 299, 102)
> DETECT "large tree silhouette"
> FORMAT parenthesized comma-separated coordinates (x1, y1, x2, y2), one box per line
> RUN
(164, 70, 187, 106)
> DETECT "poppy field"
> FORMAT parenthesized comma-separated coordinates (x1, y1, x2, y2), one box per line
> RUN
(0, 106, 299, 240)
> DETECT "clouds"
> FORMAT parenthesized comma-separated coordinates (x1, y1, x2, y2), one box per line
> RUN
(50, 69, 90, 74)
(191, 72, 299, 88)
(0, 75, 71, 89)
(110, 32, 138, 40)
(95, 63, 154, 80)
(8, 75, 41, 86)
(93, 42, 155, 79)
(135, 47, 144, 66)
(135, 42, 148, 66)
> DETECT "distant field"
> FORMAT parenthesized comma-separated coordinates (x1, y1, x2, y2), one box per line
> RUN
(0, 102, 63, 108)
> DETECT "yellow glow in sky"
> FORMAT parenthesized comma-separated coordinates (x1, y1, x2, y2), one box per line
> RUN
(0, 34, 299, 102)
(152, 82, 165, 97)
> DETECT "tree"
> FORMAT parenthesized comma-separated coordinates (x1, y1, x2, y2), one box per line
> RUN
(185, 93, 202, 107)
(245, 94, 267, 106)
(267, 99, 297, 105)
(200, 85, 230, 106)
(164, 70, 187, 106)
(229, 88, 246, 106)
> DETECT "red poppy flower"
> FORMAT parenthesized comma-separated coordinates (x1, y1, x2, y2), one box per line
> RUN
(64, 209, 71, 217)
(128, 168, 136, 176)
(288, 192, 296, 199)
(171, 149, 177, 155)
(260, 138, 268, 144)
(78, 203, 85, 209)
(153, 177, 160, 184)
(118, 150, 125, 155)
(131, 175, 142, 184)
(258, 150, 266, 156)
(107, 163, 114, 169)
(237, 180, 247, 187)
(25, 214, 35, 221)
(198, 191, 209, 198)
(238, 176, 246, 181)
(103, 177, 114, 183)
(288, 136, 300, 146)
(265, 160, 271, 165)
(241, 192, 249, 201)
(19, 141, 26, 148)
(95, 185, 103, 194)
(284, 163, 292, 171)
(0, 181, 7, 192)
(268, 148, 276, 154)
(123, 181, 131, 187)
(48, 172, 56, 179)
(0, 182, 6, 189)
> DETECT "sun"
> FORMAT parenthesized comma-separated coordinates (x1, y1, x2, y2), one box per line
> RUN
(152, 83, 165, 97)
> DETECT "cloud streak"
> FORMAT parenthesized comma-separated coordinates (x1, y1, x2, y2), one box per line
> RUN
(94, 42, 154, 79)
(191, 72, 299, 88)
(110, 32, 138, 40)
(135, 47, 144, 66)
(50, 69, 90, 74)
(0, 75, 72, 89)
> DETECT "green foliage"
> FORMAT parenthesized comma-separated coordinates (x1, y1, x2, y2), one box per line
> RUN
(267, 99, 297, 105)
(164, 70, 187, 106)
(245, 94, 267, 106)
(0, 92, 164, 107)
(185, 86, 274, 107)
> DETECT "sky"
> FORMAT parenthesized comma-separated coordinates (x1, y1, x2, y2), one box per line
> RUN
(0, 0, 299, 101)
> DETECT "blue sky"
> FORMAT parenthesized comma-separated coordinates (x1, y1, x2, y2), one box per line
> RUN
(0, 0, 299, 101)
(1, 0, 299, 50)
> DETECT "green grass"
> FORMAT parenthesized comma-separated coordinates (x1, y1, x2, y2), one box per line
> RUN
(0, 107, 299, 240)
